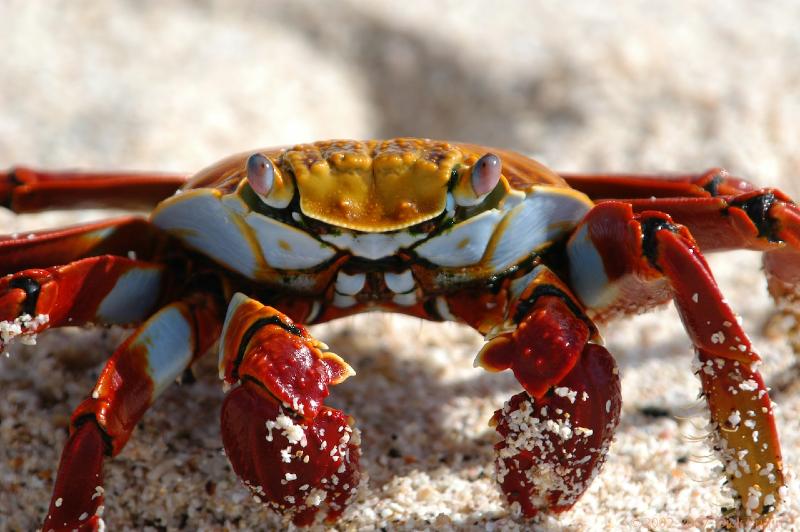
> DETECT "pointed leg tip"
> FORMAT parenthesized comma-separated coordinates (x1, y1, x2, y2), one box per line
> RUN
(43, 421, 106, 532)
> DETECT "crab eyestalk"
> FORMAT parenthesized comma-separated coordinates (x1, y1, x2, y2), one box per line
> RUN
(245, 152, 295, 209)
(218, 293, 360, 526)
(452, 153, 503, 206)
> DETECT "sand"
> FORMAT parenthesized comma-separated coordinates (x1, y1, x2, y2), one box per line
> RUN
(1, 1, 798, 530)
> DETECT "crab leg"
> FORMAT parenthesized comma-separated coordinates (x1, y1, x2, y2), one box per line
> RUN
(0, 167, 187, 212)
(0, 255, 167, 351)
(561, 168, 756, 199)
(562, 170, 800, 306)
(43, 287, 225, 532)
(623, 193, 800, 316)
(218, 293, 360, 526)
(566, 201, 785, 523)
(564, 171, 800, 373)
(0, 216, 169, 274)
(450, 265, 623, 518)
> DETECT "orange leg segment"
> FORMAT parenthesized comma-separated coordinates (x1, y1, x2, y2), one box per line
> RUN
(43, 288, 224, 531)
(0, 216, 169, 275)
(1, 167, 187, 212)
(0, 255, 167, 351)
(564, 169, 800, 314)
(566, 202, 785, 523)
(561, 168, 756, 200)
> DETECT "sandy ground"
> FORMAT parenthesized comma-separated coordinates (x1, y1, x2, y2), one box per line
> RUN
(1, 1, 799, 530)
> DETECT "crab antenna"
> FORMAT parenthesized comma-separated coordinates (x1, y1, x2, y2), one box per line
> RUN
(246, 153, 274, 196)
(471, 153, 502, 195)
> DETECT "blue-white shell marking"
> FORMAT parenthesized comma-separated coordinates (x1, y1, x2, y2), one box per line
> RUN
(151, 179, 592, 291)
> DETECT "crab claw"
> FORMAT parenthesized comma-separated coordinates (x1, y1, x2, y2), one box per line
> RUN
(492, 344, 621, 518)
(43, 420, 107, 532)
(221, 381, 361, 526)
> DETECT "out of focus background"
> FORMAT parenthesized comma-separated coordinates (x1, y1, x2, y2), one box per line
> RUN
(1, 1, 798, 530)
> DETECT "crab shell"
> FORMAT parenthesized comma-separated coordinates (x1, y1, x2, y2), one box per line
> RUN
(150, 138, 593, 295)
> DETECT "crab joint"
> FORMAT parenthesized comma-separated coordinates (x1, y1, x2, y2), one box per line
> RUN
(219, 293, 354, 419)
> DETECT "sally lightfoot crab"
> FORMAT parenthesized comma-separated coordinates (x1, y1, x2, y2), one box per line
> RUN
(0, 138, 794, 529)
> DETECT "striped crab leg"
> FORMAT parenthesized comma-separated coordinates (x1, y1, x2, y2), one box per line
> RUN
(218, 293, 360, 527)
(566, 201, 785, 524)
(563, 170, 800, 340)
(0, 167, 187, 212)
(565, 170, 800, 394)
(447, 266, 623, 518)
(0, 255, 168, 352)
(561, 168, 757, 199)
(43, 286, 225, 532)
(0, 216, 169, 275)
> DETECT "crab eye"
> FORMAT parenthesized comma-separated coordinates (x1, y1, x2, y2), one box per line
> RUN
(247, 153, 274, 196)
(244, 152, 295, 209)
(452, 153, 503, 207)
(471, 153, 501, 195)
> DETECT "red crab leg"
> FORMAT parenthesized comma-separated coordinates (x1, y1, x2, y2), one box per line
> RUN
(44, 287, 225, 532)
(567, 202, 785, 523)
(0, 216, 169, 275)
(0, 166, 187, 212)
(0, 255, 168, 352)
(565, 170, 800, 364)
(449, 265, 622, 517)
(561, 170, 800, 303)
(218, 293, 360, 526)
(624, 193, 800, 311)
(561, 168, 756, 199)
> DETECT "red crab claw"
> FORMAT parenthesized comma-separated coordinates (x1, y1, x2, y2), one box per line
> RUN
(492, 343, 621, 518)
(222, 382, 361, 526)
(42, 420, 107, 532)
(219, 294, 360, 526)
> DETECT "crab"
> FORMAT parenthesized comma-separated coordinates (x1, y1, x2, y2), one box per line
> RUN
(1, 138, 796, 529)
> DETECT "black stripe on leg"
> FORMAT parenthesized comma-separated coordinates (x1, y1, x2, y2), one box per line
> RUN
(730, 192, 779, 242)
(513, 284, 591, 328)
(640, 216, 680, 268)
(9, 276, 41, 316)
(231, 316, 304, 381)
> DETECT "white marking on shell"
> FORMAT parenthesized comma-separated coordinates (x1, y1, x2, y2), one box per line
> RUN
(487, 187, 591, 272)
(96, 267, 163, 324)
(567, 222, 618, 311)
(333, 293, 357, 308)
(306, 300, 322, 322)
(508, 265, 546, 303)
(384, 270, 415, 293)
(151, 189, 259, 278)
(335, 271, 366, 295)
(246, 211, 337, 270)
(218, 293, 250, 379)
(392, 292, 417, 307)
(134, 305, 194, 397)
(414, 209, 503, 267)
(319, 231, 424, 260)
(435, 297, 458, 322)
